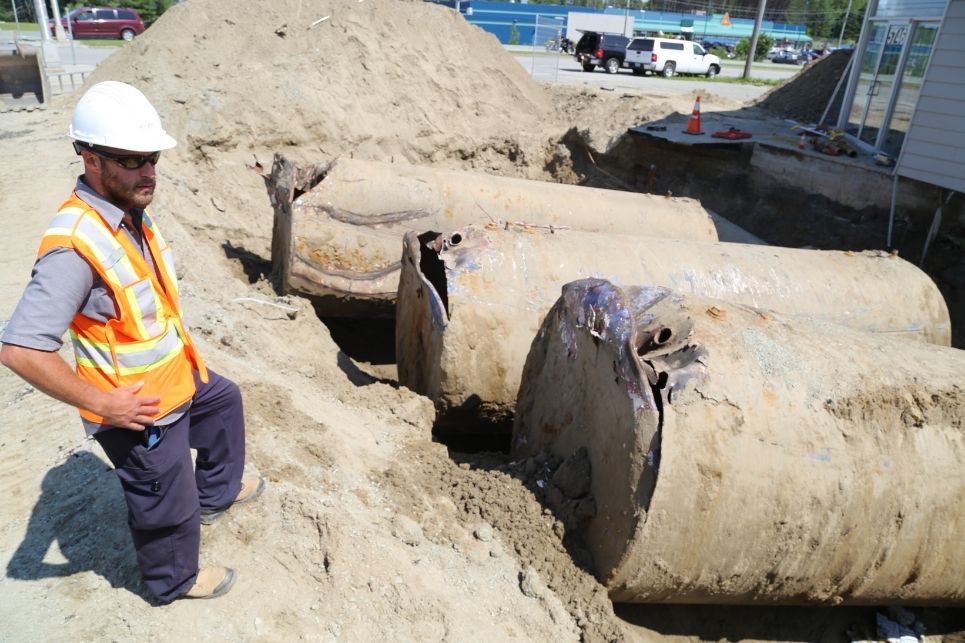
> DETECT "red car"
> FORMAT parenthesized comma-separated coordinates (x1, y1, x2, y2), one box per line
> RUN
(50, 7, 145, 41)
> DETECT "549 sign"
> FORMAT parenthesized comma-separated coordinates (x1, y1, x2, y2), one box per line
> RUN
(886, 25, 909, 47)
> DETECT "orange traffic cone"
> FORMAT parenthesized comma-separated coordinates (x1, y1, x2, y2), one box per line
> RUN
(683, 96, 703, 135)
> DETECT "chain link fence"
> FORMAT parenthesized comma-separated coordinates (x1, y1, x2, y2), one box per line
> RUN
(528, 15, 565, 83)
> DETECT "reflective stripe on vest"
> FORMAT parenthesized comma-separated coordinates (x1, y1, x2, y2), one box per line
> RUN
(143, 212, 178, 286)
(70, 322, 185, 375)
(40, 193, 206, 423)
(71, 212, 167, 338)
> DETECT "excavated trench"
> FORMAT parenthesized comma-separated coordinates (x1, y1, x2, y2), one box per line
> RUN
(301, 135, 964, 457)
(260, 119, 962, 464)
(570, 132, 964, 349)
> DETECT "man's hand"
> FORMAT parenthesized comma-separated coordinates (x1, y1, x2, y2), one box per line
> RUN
(97, 381, 161, 431)
(0, 344, 159, 430)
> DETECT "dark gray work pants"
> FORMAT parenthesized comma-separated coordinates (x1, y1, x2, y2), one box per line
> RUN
(94, 369, 245, 604)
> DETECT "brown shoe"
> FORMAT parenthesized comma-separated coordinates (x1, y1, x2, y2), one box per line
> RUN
(200, 476, 266, 525)
(234, 476, 266, 505)
(182, 567, 236, 599)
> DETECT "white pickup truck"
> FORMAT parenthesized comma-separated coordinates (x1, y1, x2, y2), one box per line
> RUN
(625, 37, 722, 78)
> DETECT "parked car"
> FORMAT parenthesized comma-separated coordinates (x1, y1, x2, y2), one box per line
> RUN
(625, 37, 722, 77)
(573, 31, 631, 74)
(50, 6, 145, 41)
(770, 49, 803, 65)
(701, 40, 736, 58)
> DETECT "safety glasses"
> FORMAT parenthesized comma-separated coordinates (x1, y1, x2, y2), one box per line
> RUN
(90, 147, 161, 170)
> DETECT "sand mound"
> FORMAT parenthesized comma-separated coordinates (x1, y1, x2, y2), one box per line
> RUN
(73, 0, 564, 257)
(88, 0, 553, 166)
(0, 2, 633, 640)
(7, 1, 960, 640)
(755, 49, 852, 124)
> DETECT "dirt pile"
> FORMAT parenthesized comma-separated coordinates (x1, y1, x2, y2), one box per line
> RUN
(64, 0, 560, 257)
(756, 49, 853, 124)
(548, 84, 748, 188)
(0, 1, 638, 640)
(91, 0, 554, 162)
(4, 0, 962, 640)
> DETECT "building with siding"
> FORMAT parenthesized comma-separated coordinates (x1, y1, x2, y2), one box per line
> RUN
(837, 0, 964, 194)
(895, 0, 965, 193)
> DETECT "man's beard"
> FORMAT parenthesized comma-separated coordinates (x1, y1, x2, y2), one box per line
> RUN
(102, 165, 155, 211)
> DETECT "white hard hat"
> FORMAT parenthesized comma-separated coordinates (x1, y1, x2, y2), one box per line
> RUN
(69, 81, 176, 152)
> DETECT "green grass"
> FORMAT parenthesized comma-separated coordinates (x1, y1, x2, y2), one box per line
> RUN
(693, 75, 783, 86)
(82, 39, 125, 47)
(1, 21, 40, 31)
(720, 58, 791, 69)
(0, 20, 125, 46)
(1, 20, 124, 45)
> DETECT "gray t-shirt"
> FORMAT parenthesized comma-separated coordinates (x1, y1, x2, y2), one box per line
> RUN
(2, 178, 189, 434)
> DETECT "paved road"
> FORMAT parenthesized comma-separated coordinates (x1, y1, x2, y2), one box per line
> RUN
(3, 32, 791, 104)
(1, 31, 118, 68)
(513, 52, 799, 102)
(1, 32, 120, 99)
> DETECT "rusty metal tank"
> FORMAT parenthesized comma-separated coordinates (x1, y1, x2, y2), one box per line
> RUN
(395, 225, 951, 424)
(267, 156, 718, 315)
(512, 279, 965, 605)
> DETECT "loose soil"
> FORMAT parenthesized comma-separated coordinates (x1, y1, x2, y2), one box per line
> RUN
(1, 1, 962, 641)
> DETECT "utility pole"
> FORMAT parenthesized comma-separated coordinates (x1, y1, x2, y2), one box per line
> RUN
(624, 0, 631, 37)
(50, 0, 68, 42)
(742, 0, 767, 79)
(11, 0, 20, 37)
(32, 0, 62, 64)
(33, 0, 52, 40)
(837, 0, 854, 48)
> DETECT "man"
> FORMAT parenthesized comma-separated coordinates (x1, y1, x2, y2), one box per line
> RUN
(0, 81, 264, 604)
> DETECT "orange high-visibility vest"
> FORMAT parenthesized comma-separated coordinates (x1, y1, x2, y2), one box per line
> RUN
(38, 192, 207, 424)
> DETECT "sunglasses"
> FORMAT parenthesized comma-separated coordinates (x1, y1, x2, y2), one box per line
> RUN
(78, 144, 161, 170)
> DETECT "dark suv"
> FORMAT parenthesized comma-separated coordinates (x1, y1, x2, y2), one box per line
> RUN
(574, 31, 631, 74)
(50, 7, 145, 41)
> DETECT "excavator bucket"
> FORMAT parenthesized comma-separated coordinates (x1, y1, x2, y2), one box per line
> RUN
(0, 43, 47, 111)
